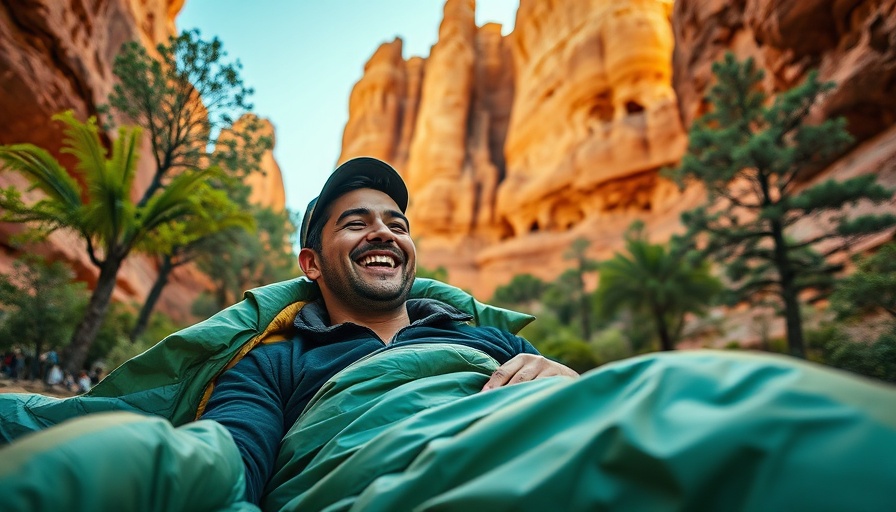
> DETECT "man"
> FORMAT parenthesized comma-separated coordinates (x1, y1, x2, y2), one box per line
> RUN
(4, 158, 895, 512)
(201, 157, 578, 505)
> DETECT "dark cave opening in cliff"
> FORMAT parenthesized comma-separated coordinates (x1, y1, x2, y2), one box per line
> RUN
(625, 101, 645, 114)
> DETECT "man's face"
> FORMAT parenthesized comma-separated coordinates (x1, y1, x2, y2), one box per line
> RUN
(311, 188, 416, 312)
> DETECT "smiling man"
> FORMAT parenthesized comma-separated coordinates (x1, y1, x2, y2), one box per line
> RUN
(3, 157, 896, 512)
(201, 156, 578, 505)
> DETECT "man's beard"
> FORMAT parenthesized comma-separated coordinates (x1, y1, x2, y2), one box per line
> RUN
(320, 249, 415, 311)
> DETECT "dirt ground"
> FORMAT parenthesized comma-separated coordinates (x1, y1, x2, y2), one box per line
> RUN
(0, 375, 76, 398)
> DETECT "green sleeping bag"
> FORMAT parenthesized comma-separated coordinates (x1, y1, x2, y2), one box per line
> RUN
(264, 344, 896, 511)
(2, 277, 896, 511)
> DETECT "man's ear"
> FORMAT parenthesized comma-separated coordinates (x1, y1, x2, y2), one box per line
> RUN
(298, 248, 322, 281)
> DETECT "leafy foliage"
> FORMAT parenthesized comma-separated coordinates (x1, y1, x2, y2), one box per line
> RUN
(595, 222, 722, 351)
(491, 274, 547, 308)
(564, 238, 599, 339)
(830, 243, 896, 320)
(0, 257, 87, 373)
(94, 304, 185, 372)
(667, 53, 896, 357)
(0, 113, 224, 371)
(807, 324, 896, 383)
(103, 29, 269, 198)
(98, 29, 272, 337)
(193, 206, 300, 315)
(129, 181, 257, 340)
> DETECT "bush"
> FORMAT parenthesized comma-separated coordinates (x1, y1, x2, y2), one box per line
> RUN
(98, 307, 185, 372)
(807, 324, 896, 383)
(590, 328, 633, 365)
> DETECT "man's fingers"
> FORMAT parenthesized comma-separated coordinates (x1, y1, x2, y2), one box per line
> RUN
(481, 354, 580, 392)
(481, 357, 525, 391)
(509, 370, 535, 384)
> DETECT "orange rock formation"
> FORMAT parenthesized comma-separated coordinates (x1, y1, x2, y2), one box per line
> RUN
(339, 0, 895, 299)
(339, 0, 690, 296)
(219, 114, 286, 211)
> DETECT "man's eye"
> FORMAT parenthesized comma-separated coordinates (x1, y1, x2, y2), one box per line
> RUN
(390, 223, 408, 233)
(345, 221, 365, 229)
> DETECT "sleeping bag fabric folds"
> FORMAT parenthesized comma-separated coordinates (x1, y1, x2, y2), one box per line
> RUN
(2, 278, 896, 511)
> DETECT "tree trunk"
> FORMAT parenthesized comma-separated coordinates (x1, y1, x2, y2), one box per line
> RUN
(579, 293, 591, 340)
(215, 280, 229, 311)
(130, 255, 174, 342)
(577, 261, 591, 340)
(780, 279, 806, 358)
(64, 257, 122, 373)
(770, 219, 806, 358)
(654, 307, 675, 351)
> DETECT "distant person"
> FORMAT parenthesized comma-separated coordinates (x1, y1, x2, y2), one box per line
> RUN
(40, 347, 59, 384)
(1, 350, 12, 377)
(89, 366, 105, 386)
(62, 371, 76, 392)
(11, 348, 24, 381)
(46, 365, 63, 387)
(76, 371, 92, 394)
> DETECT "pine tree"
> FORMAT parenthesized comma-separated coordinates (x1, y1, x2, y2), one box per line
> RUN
(669, 53, 896, 358)
(103, 30, 272, 339)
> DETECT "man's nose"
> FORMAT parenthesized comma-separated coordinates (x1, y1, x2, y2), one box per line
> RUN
(366, 219, 395, 242)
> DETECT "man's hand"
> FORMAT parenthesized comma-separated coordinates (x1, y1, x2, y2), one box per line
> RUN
(481, 354, 579, 392)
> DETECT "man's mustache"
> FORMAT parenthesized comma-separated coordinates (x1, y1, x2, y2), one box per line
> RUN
(351, 243, 405, 264)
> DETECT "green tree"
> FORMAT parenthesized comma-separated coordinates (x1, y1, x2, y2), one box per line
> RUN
(0, 112, 218, 372)
(104, 30, 268, 329)
(491, 274, 546, 309)
(565, 238, 599, 340)
(193, 206, 299, 314)
(668, 53, 896, 358)
(595, 222, 722, 351)
(806, 325, 896, 383)
(104, 29, 268, 200)
(814, 242, 896, 383)
(830, 242, 896, 320)
(129, 185, 255, 341)
(0, 256, 87, 378)
(543, 270, 584, 328)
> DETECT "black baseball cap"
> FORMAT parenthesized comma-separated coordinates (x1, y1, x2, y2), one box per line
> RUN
(300, 157, 409, 248)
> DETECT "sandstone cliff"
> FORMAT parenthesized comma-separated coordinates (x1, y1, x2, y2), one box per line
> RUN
(339, 0, 692, 295)
(339, 0, 895, 301)
(671, 1, 896, 261)
(219, 113, 287, 212)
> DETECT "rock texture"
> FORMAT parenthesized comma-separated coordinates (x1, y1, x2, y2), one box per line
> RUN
(339, 0, 896, 302)
(219, 113, 286, 211)
(672, 0, 896, 143)
(0, 0, 276, 324)
(339, 0, 690, 295)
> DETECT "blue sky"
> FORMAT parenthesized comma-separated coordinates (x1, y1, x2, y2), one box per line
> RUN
(178, 1, 519, 216)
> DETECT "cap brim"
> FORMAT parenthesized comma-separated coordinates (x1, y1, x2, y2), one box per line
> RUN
(300, 157, 408, 247)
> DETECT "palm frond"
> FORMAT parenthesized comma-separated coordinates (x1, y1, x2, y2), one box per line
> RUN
(129, 168, 217, 246)
(81, 124, 143, 245)
(54, 111, 107, 181)
(0, 144, 82, 210)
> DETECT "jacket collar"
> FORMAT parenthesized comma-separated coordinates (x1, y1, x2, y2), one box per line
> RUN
(293, 298, 472, 335)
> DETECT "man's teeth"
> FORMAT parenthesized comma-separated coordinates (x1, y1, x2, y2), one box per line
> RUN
(360, 254, 397, 268)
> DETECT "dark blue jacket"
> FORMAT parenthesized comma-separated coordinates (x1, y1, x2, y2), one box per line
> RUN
(201, 298, 539, 504)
